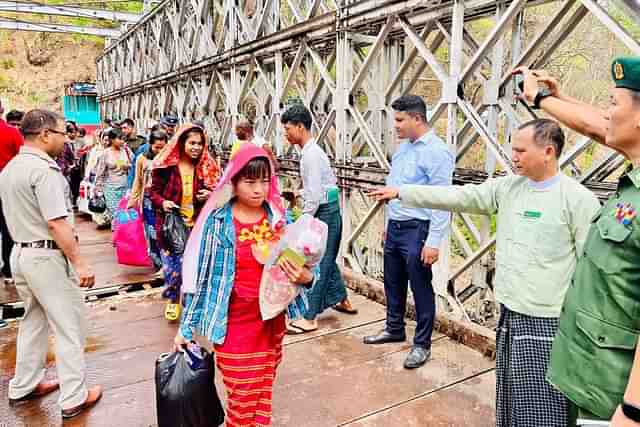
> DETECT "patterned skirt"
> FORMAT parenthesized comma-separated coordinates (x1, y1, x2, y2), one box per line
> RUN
(160, 249, 183, 303)
(303, 200, 347, 320)
(215, 292, 286, 427)
(104, 183, 127, 228)
(141, 196, 162, 270)
(496, 305, 569, 427)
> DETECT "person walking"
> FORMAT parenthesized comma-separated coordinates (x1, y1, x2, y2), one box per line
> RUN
(372, 119, 600, 426)
(363, 95, 454, 369)
(280, 104, 356, 334)
(176, 144, 315, 427)
(94, 127, 133, 229)
(148, 123, 219, 319)
(0, 109, 102, 419)
(128, 129, 168, 269)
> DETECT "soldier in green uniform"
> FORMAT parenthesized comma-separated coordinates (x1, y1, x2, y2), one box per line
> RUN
(514, 58, 640, 426)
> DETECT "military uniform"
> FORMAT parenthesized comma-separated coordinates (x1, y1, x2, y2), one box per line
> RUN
(547, 57, 640, 423)
(0, 145, 89, 411)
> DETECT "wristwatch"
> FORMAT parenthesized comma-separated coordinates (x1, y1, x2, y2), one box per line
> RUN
(622, 401, 640, 423)
(532, 88, 552, 110)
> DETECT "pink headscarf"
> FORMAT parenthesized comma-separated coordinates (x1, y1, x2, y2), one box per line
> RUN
(182, 144, 284, 294)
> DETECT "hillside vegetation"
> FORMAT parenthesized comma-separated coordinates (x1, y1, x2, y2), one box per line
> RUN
(0, 0, 143, 113)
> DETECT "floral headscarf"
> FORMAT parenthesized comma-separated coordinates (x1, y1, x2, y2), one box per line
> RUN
(152, 123, 220, 189)
(181, 144, 284, 293)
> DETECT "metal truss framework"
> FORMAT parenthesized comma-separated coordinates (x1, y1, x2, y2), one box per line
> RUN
(97, 0, 640, 326)
(0, 1, 144, 37)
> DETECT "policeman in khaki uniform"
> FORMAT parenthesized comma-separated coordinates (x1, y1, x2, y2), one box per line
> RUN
(0, 110, 102, 419)
(516, 57, 640, 426)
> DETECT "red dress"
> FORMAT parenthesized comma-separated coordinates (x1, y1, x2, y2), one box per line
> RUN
(214, 215, 286, 427)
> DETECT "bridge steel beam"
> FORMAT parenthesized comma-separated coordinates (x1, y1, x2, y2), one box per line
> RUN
(0, 1, 141, 23)
(0, 18, 121, 37)
(96, 0, 640, 327)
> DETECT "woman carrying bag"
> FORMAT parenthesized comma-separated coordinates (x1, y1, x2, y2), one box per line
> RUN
(174, 144, 315, 427)
(94, 128, 133, 230)
(148, 124, 220, 320)
(128, 129, 168, 270)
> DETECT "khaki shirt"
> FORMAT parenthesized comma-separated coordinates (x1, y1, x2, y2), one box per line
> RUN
(547, 166, 640, 420)
(0, 145, 73, 242)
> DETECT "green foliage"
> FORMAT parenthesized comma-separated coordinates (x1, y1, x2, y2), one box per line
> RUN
(0, 74, 11, 90)
(27, 90, 45, 105)
(1, 58, 14, 70)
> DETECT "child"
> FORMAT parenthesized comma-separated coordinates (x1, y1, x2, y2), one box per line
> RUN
(175, 144, 315, 426)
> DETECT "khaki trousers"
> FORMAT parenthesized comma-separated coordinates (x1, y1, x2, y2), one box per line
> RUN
(8, 246, 89, 410)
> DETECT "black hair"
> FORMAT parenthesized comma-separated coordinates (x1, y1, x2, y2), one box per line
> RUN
(66, 122, 78, 133)
(78, 128, 86, 137)
(391, 95, 428, 122)
(150, 123, 163, 133)
(6, 110, 24, 123)
(518, 118, 565, 158)
(177, 126, 205, 147)
(280, 104, 312, 130)
(145, 129, 168, 160)
(232, 157, 271, 185)
(20, 109, 62, 138)
(121, 118, 135, 127)
(107, 127, 124, 141)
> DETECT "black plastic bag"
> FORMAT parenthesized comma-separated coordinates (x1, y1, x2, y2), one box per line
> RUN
(162, 209, 189, 254)
(155, 346, 224, 427)
(88, 194, 107, 213)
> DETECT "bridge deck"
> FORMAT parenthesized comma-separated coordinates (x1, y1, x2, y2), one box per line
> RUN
(0, 213, 496, 426)
(0, 292, 495, 426)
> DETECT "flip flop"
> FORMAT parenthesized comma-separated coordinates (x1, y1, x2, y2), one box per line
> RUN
(332, 303, 358, 315)
(286, 323, 318, 335)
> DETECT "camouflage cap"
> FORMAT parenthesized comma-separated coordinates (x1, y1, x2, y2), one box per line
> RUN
(612, 56, 640, 92)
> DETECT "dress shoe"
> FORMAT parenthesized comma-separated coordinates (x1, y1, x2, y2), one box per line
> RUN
(363, 330, 406, 345)
(9, 379, 60, 406)
(61, 385, 103, 419)
(403, 346, 431, 369)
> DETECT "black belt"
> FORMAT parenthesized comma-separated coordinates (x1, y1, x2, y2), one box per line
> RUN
(388, 219, 430, 229)
(19, 240, 60, 250)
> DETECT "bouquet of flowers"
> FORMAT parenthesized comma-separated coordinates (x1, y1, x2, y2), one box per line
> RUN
(258, 214, 328, 320)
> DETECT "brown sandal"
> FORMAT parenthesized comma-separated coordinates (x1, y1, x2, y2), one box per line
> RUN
(333, 301, 358, 315)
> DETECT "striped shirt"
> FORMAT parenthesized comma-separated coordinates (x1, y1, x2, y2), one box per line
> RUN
(180, 202, 312, 343)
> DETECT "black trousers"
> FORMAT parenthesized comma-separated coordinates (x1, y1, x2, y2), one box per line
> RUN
(0, 199, 13, 278)
(383, 219, 435, 348)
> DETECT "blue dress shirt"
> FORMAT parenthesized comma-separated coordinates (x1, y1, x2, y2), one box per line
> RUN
(386, 130, 454, 248)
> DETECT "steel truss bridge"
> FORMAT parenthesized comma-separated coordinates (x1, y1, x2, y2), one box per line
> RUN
(96, 0, 640, 328)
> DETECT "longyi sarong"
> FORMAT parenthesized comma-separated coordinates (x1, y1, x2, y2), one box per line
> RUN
(496, 305, 569, 427)
(215, 294, 285, 427)
(303, 200, 347, 320)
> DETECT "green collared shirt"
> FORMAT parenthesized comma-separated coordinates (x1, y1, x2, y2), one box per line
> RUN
(548, 166, 640, 420)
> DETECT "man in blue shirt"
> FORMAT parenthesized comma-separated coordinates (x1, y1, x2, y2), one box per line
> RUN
(364, 95, 454, 369)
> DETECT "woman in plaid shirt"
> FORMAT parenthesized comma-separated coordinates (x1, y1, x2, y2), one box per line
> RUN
(175, 144, 315, 427)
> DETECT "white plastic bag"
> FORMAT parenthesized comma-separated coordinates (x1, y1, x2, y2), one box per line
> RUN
(259, 214, 328, 320)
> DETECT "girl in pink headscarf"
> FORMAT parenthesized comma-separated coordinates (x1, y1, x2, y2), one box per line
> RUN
(174, 144, 314, 427)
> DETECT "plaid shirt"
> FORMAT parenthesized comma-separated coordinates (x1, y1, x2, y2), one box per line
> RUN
(180, 202, 313, 344)
(148, 165, 206, 250)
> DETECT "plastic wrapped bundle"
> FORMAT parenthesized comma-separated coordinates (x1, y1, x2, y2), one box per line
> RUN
(258, 214, 328, 320)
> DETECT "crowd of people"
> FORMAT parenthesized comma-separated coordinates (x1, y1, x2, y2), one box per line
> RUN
(0, 55, 638, 427)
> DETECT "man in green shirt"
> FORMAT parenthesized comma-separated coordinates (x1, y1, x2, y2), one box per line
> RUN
(514, 57, 640, 427)
(371, 118, 600, 427)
